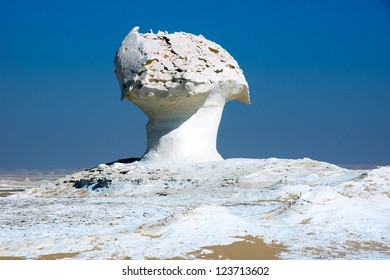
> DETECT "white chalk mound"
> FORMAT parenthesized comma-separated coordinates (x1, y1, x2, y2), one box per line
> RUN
(1, 158, 389, 259)
(114, 27, 250, 163)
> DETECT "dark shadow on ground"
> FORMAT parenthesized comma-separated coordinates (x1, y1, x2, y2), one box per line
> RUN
(106, 158, 141, 165)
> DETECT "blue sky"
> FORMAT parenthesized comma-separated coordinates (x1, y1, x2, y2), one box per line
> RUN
(0, 0, 389, 169)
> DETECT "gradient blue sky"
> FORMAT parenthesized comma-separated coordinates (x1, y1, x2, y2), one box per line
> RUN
(1, 0, 389, 170)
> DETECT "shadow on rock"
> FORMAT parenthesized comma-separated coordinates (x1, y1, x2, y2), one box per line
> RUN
(73, 178, 112, 191)
(106, 157, 141, 165)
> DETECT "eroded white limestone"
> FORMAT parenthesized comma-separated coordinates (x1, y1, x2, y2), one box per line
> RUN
(1, 159, 389, 259)
(114, 27, 249, 163)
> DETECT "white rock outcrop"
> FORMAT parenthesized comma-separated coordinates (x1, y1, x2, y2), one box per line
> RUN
(2, 159, 389, 260)
(114, 27, 250, 163)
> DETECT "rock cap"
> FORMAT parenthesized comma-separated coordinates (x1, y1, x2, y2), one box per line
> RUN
(115, 28, 250, 107)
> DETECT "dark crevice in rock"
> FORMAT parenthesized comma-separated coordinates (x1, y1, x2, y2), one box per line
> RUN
(73, 178, 112, 191)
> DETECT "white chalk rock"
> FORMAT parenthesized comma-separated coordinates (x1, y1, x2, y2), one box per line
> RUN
(114, 27, 250, 164)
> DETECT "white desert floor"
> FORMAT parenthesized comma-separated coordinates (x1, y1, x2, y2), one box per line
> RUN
(0, 158, 389, 260)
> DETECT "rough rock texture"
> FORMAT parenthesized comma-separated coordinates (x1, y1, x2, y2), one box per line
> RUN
(1, 158, 389, 260)
(114, 27, 249, 163)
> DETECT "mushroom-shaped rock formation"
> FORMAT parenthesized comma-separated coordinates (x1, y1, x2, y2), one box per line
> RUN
(114, 27, 250, 163)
